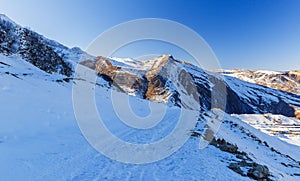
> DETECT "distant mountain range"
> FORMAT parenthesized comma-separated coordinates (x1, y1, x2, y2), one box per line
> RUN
(216, 69, 300, 95)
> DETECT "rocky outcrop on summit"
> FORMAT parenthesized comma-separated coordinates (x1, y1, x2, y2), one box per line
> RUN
(0, 14, 75, 76)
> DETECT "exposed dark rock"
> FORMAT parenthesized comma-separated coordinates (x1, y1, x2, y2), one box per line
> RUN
(0, 61, 10, 66)
(18, 29, 72, 76)
(210, 136, 271, 180)
(229, 163, 245, 176)
(247, 164, 270, 180)
(0, 15, 73, 76)
(190, 131, 201, 137)
(210, 138, 238, 154)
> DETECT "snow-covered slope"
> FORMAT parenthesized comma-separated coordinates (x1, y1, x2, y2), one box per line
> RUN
(1, 54, 300, 180)
(234, 114, 300, 146)
(216, 69, 300, 95)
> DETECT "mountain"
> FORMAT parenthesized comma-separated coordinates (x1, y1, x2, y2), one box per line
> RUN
(82, 55, 300, 119)
(1, 14, 300, 180)
(216, 69, 300, 95)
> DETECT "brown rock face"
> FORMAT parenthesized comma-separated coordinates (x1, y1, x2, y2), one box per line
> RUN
(145, 75, 170, 102)
(80, 56, 147, 96)
(94, 56, 120, 79)
(286, 71, 300, 83)
(295, 108, 300, 119)
(80, 55, 174, 100)
(143, 55, 173, 102)
(79, 55, 198, 105)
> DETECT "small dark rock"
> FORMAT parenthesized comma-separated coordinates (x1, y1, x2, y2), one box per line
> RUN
(236, 154, 245, 159)
(191, 131, 201, 137)
(229, 163, 244, 176)
(247, 164, 269, 179)
(263, 141, 269, 147)
(219, 143, 238, 153)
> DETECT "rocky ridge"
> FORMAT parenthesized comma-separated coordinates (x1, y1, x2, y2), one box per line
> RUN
(216, 69, 300, 95)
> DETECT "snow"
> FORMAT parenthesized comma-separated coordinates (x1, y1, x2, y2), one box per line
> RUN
(253, 70, 281, 75)
(0, 54, 300, 180)
(0, 14, 17, 26)
(218, 69, 300, 96)
(0, 55, 248, 180)
(109, 57, 141, 68)
(234, 114, 300, 147)
(214, 111, 300, 180)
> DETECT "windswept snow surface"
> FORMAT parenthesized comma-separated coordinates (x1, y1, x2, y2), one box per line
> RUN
(0, 55, 299, 180)
(234, 114, 300, 146)
(0, 55, 248, 180)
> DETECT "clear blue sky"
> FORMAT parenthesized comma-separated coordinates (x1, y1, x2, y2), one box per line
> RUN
(0, 0, 300, 70)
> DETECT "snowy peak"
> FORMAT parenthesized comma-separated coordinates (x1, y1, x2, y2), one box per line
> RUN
(142, 54, 173, 69)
